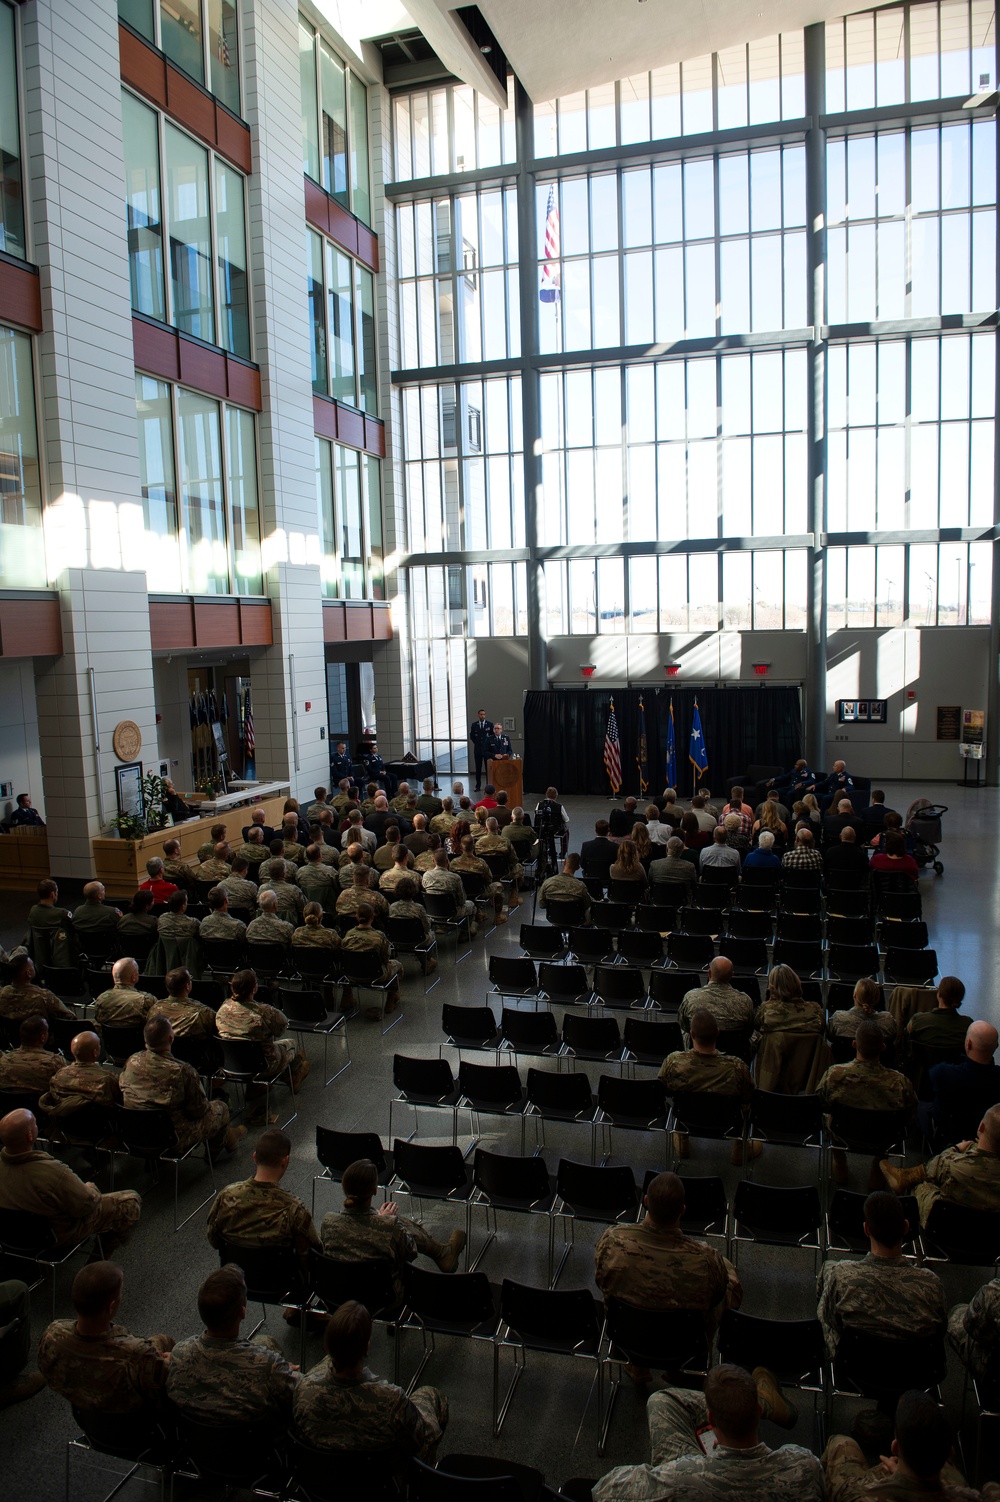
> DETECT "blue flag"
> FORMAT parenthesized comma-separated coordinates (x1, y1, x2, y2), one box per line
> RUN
(665, 699, 677, 790)
(636, 697, 649, 796)
(689, 698, 709, 781)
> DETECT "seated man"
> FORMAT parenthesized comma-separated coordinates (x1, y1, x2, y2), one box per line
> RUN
(905, 974, 971, 1055)
(241, 808, 274, 846)
(742, 829, 782, 871)
(861, 789, 898, 835)
(403, 813, 432, 856)
(476, 816, 523, 895)
(161, 837, 196, 891)
(329, 741, 353, 785)
(342, 809, 377, 854)
(156, 889, 201, 944)
(294, 1300, 446, 1462)
(194, 842, 233, 885)
(23, 877, 75, 969)
(429, 797, 457, 839)
(816, 1191, 946, 1362)
(297, 844, 339, 912)
(341, 904, 403, 1019)
(818, 1021, 918, 1186)
(39, 1261, 173, 1416)
(699, 825, 741, 872)
(449, 835, 507, 923)
(0, 1108, 140, 1251)
(320, 1159, 465, 1308)
(593, 1362, 819, 1502)
(609, 796, 642, 839)
(421, 848, 478, 934)
(678, 957, 755, 1046)
(9, 793, 44, 828)
(259, 838, 292, 883)
(688, 795, 718, 834)
(659, 1010, 753, 1166)
(216, 969, 309, 1108)
(822, 798, 864, 846)
(0, 953, 75, 1022)
(823, 1389, 982, 1502)
(594, 1172, 743, 1381)
(925, 1021, 1000, 1146)
(167, 1263, 299, 1426)
(580, 819, 619, 882)
(120, 1013, 244, 1157)
(196, 823, 228, 865)
(71, 882, 121, 936)
(337, 865, 390, 928)
(218, 854, 258, 912)
(947, 1274, 1000, 1382)
(538, 853, 591, 920)
(387, 878, 437, 975)
(257, 861, 305, 926)
(378, 844, 421, 897)
(246, 889, 294, 949)
(40, 1030, 122, 1118)
(93, 956, 159, 1028)
(199, 886, 248, 942)
(882, 1103, 1000, 1227)
(648, 837, 699, 897)
(305, 786, 330, 824)
(504, 806, 539, 863)
(781, 827, 823, 870)
(0, 1015, 65, 1092)
(138, 856, 179, 903)
(824, 825, 872, 883)
(208, 1128, 320, 1268)
(233, 826, 270, 868)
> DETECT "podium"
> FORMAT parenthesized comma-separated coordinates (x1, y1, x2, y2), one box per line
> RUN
(488, 757, 523, 811)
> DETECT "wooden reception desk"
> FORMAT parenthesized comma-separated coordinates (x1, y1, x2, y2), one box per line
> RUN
(488, 757, 523, 810)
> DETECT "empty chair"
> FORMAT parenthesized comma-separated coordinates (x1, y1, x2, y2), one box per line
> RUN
(544, 896, 591, 929)
(201, 938, 247, 975)
(731, 1181, 823, 1270)
(487, 956, 540, 1004)
(539, 962, 593, 1009)
(919, 1200, 1000, 1267)
(518, 925, 567, 962)
(666, 933, 714, 970)
(774, 913, 822, 943)
(458, 1062, 526, 1151)
(827, 915, 877, 947)
(616, 929, 665, 966)
(391, 1139, 472, 1212)
(648, 969, 697, 1013)
(770, 938, 823, 978)
(622, 1015, 683, 1067)
(779, 886, 823, 914)
(112, 1104, 218, 1232)
(667, 1092, 745, 1159)
(468, 1148, 555, 1271)
(494, 1279, 603, 1435)
(741, 866, 780, 890)
(594, 1075, 668, 1161)
(825, 888, 871, 918)
(569, 927, 616, 965)
(609, 879, 647, 906)
(717, 936, 769, 974)
(396, 1264, 500, 1393)
(312, 1126, 393, 1213)
(524, 1069, 597, 1141)
(389, 1055, 461, 1144)
(879, 891, 923, 922)
(594, 902, 633, 931)
(879, 920, 930, 951)
(725, 908, 771, 940)
(591, 963, 646, 1011)
(680, 907, 723, 939)
(246, 941, 289, 978)
(561, 1012, 623, 1065)
(498, 1007, 560, 1059)
(884, 947, 939, 985)
(278, 988, 350, 1087)
(693, 883, 730, 911)
(441, 1003, 500, 1054)
(747, 1090, 824, 1151)
(551, 1159, 639, 1284)
(410, 1455, 540, 1502)
(635, 903, 676, 932)
(827, 943, 881, 981)
(827, 1104, 909, 1162)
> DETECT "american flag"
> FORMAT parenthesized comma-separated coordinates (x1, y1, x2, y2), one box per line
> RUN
(539, 185, 561, 304)
(604, 699, 622, 794)
(243, 689, 254, 759)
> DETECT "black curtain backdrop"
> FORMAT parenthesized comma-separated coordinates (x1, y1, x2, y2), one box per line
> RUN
(523, 687, 803, 798)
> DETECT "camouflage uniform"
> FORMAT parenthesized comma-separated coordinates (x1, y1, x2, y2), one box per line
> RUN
(593, 1387, 824, 1502)
(413, 849, 438, 873)
(291, 924, 340, 954)
(38, 1319, 172, 1414)
(389, 793, 412, 815)
(538, 873, 591, 916)
(258, 881, 305, 925)
(429, 812, 457, 838)
(373, 845, 397, 872)
(916, 1143, 1000, 1227)
(120, 1047, 230, 1153)
(341, 926, 402, 985)
(233, 841, 269, 868)
(219, 873, 259, 909)
(0, 982, 74, 1022)
(156, 997, 217, 1038)
(163, 857, 196, 889)
(817, 1252, 946, 1357)
(197, 840, 219, 863)
(293, 1359, 446, 1460)
(504, 824, 539, 860)
(823, 1437, 982, 1502)
(215, 996, 299, 1074)
(207, 1177, 320, 1259)
(754, 998, 825, 1037)
(0, 1045, 65, 1092)
(0, 1148, 141, 1247)
(828, 1008, 898, 1044)
(336, 887, 390, 925)
(389, 898, 433, 940)
(658, 1050, 753, 1104)
(476, 833, 522, 881)
(594, 1223, 741, 1339)
(40, 1060, 122, 1117)
(421, 866, 475, 922)
(379, 865, 423, 896)
(94, 984, 160, 1028)
(948, 1276, 1000, 1379)
(297, 863, 339, 912)
(157, 912, 201, 940)
(450, 853, 502, 901)
(320, 1205, 442, 1305)
(245, 913, 293, 948)
(71, 902, 121, 934)
(259, 856, 297, 884)
(194, 858, 232, 883)
(678, 982, 755, 1045)
(199, 911, 247, 942)
(818, 1059, 918, 1117)
(281, 840, 307, 867)
(167, 1332, 299, 1424)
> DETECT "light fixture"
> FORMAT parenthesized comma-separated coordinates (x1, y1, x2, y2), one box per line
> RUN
(480, 43, 491, 53)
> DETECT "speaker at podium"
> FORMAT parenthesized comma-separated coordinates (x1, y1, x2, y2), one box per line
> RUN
(488, 756, 523, 811)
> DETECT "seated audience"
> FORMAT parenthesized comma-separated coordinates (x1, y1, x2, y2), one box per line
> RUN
(341, 904, 403, 1018)
(678, 957, 755, 1045)
(609, 837, 647, 887)
(246, 889, 294, 949)
(818, 1021, 917, 1185)
(905, 975, 971, 1053)
(948, 1275, 1000, 1382)
(120, 1013, 244, 1156)
(0, 1108, 140, 1251)
(648, 837, 698, 896)
(422, 849, 478, 933)
(0, 953, 75, 1022)
(881, 1104, 1000, 1228)
(537, 853, 591, 919)
(925, 1020, 1000, 1145)
(824, 1389, 978, 1502)
(827, 978, 897, 1046)
(870, 828, 919, 881)
(660, 1010, 754, 1165)
(0, 1015, 64, 1091)
(824, 825, 871, 883)
(39, 1262, 173, 1416)
(215, 969, 309, 1117)
(116, 890, 158, 937)
(138, 856, 178, 903)
(781, 826, 822, 870)
(93, 957, 159, 1028)
(71, 882, 121, 935)
(753, 964, 827, 1094)
(40, 1031, 122, 1117)
(199, 886, 248, 942)
(742, 829, 781, 871)
(208, 1128, 320, 1266)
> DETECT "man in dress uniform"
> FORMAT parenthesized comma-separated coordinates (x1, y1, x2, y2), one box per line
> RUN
(468, 709, 493, 791)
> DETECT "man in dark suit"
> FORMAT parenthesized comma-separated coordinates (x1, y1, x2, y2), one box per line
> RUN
(861, 789, 899, 836)
(923, 1021, 1000, 1145)
(823, 826, 871, 883)
(579, 820, 619, 883)
(821, 799, 864, 845)
(241, 809, 274, 845)
(609, 797, 644, 839)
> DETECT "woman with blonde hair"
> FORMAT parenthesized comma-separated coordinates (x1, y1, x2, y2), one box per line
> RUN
(609, 838, 645, 884)
(752, 798, 787, 848)
(292, 901, 339, 950)
(631, 822, 653, 868)
(827, 977, 896, 1043)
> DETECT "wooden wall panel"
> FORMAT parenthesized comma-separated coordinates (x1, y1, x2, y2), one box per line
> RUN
(150, 597, 273, 649)
(226, 358, 261, 410)
(133, 319, 262, 411)
(322, 603, 347, 642)
(119, 23, 251, 174)
(193, 601, 241, 646)
(133, 317, 181, 381)
(321, 601, 392, 643)
(0, 259, 43, 332)
(364, 417, 386, 458)
(119, 22, 168, 107)
(0, 597, 62, 658)
(303, 176, 378, 274)
(372, 603, 393, 640)
(239, 602, 273, 645)
(149, 600, 195, 650)
(336, 404, 365, 451)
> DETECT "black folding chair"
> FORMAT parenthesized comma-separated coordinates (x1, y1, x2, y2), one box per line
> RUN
(467, 1148, 555, 1272)
(519, 925, 567, 963)
(397, 1264, 501, 1393)
(494, 1279, 603, 1435)
(622, 1015, 683, 1068)
(718, 1309, 827, 1445)
(883, 947, 939, 985)
(498, 1007, 560, 1060)
(569, 927, 616, 965)
(615, 930, 665, 967)
(560, 1013, 623, 1066)
(458, 1062, 527, 1152)
(488, 956, 540, 1005)
(666, 934, 714, 970)
(550, 1159, 639, 1286)
(594, 1075, 668, 1163)
(312, 1126, 393, 1214)
(279, 988, 351, 1086)
(389, 1055, 461, 1145)
(717, 936, 769, 974)
(591, 963, 646, 1012)
(217, 1037, 297, 1131)
(731, 1181, 824, 1272)
(539, 962, 594, 1009)
(441, 1003, 500, 1057)
(920, 1201, 1000, 1268)
(523, 1069, 596, 1153)
(112, 1105, 218, 1232)
(600, 1299, 709, 1453)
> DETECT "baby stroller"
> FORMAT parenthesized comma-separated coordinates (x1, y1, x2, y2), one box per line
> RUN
(904, 798, 946, 875)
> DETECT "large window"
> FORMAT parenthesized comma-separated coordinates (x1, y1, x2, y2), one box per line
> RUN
(0, 0, 24, 260)
(135, 373, 261, 594)
(314, 437, 383, 599)
(307, 229, 377, 413)
(0, 326, 44, 588)
(299, 17, 371, 226)
(123, 90, 250, 359)
(825, 1, 996, 110)
(392, 77, 516, 181)
(118, 0, 241, 115)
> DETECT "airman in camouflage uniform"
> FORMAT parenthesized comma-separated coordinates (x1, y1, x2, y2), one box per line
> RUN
(0, 956, 75, 1021)
(372, 838, 401, 873)
(823, 1390, 994, 1502)
(389, 785, 412, 815)
(379, 858, 422, 896)
(429, 804, 457, 838)
(0, 1109, 141, 1249)
(538, 863, 592, 920)
(39, 1265, 173, 1416)
(678, 958, 755, 1046)
(215, 974, 308, 1091)
(199, 906, 247, 941)
(413, 846, 440, 873)
(40, 1032, 122, 1118)
(258, 845, 293, 884)
(593, 1368, 823, 1502)
(297, 852, 339, 912)
(594, 1172, 741, 1346)
(0, 1017, 64, 1091)
(421, 855, 477, 931)
(167, 1265, 299, 1426)
(753, 994, 825, 1038)
(341, 847, 374, 885)
(388, 894, 433, 942)
(258, 870, 305, 925)
(337, 878, 390, 926)
(476, 827, 523, 885)
(196, 826, 229, 864)
(233, 832, 269, 868)
(280, 836, 307, 868)
(881, 1105, 1000, 1227)
(320, 1160, 464, 1304)
(193, 846, 232, 883)
(341, 912, 402, 1012)
(818, 1055, 917, 1114)
(948, 1276, 1000, 1380)
(207, 1130, 320, 1263)
(246, 903, 294, 950)
(218, 864, 259, 910)
(93, 958, 160, 1027)
(120, 1017, 239, 1155)
(161, 842, 196, 891)
(294, 1357, 446, 1460)
(658, 1046, 753, 1104)
(156, 901, 201, 941)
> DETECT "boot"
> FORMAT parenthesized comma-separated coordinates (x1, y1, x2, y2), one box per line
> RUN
(223, 1125, 248, 1154)
(831, 1148, 849, 1185)
(0, 1372, 45, 1410)
(494, 908, 508, 925)
(880, 1160, 926, 1193)
(672, 1131, 690, 1160)
(290, 1057, 311, 1093)
(433, 1229, 467, 1273)
(624, 1364, 651, 1385)
(753, 1366, 798, 1430)
(423, 956, 438, 974)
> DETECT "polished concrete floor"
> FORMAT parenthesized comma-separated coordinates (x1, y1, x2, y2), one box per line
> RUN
(0, 778, 995, 1499)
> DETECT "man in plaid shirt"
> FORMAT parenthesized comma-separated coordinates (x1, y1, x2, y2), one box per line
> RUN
(781, 828, 823, 871)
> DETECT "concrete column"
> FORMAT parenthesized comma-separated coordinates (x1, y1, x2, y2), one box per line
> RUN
(804, 22, 828, 771)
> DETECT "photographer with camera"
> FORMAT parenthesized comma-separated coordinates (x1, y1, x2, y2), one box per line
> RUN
(533, 786, 570, 877)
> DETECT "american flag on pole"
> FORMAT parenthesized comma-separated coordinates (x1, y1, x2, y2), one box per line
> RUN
(604, 699, 622, 795)
(243, 688, 255, 761)
(539, 185, 561, 304)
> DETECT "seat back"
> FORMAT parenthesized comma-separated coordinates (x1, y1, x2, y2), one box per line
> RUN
(246, 942, 288, 974)
(718, 1309, 825, 1385)
(291, 946, 337, 977)
(635, 903, 676, 931)
(591, 963, 645, 1007)
(922, 1200, 1000, 1265)
(441, 1003, 498, 1045)
(669, 1091, 744, 1137)
(401, 1263, 497, 1326)
(827, 943, 880, 980)
(835, 1326, 946, 1398)
(72, 1405, 167, 1464)
(286, 1435, 402, 1501)
(278, 988, 328, 1024)
(339, 947, 386, 983)
(597, 1074, 666, 1123)
(545, 898, 591, 929)
(217, 1237, 303, 1302)
(393, 1138, 469, 1193)
(114, 1105, 179, 1156)
(174, 1410, 284, 1487)
(424, 891, 462, 921)
(725, 909, 771, 939)
(315, 1126, 390, 1179)
(519, 925, 566, 958)
(595, 902, 632, 930)
(488, 956, 538, 991)
(561, 1013, 621, 1058)
(569, 927, 615, 962)
(219, 1037, 270, 1079)
(733, 1181, 822, 1241)
(99, 1023, 146, 1066)
(473, 1147, 551, 1203)
(884, 947, 939, 984)
(716, 1028, 754, 1063)
(717, 936, 769, 972)
(539, 961, 591, 1002)
(770, 938, 823, 975)
(749, 1089, 823, 1140)
(647, 969, 695, 1012)
(605, 1297, 707, 1372)
(393, 1054, 456, 1098)
(622, 1015, 683, 1060)
(828, 1104, 908, 1153)
(459, 1061, 524, 1106)
(827, 1188, 921, 1253)
(555, 1159, 637, 1218)
(609, 879, 646, 906)
(499, 1007, 559, 1050)
(616, 930, 664, 963)
(0, 1207, 58, 1257)
(525, 1068, 594, 1115)
(307, 1246, 399, 1316)
(666, 933, 713, 967)
(499, 1279, 600, 1348)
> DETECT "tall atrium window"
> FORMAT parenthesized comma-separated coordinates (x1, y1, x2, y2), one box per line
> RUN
(0, 0, 25, 259)
(117, 0, 241, 115)
(315, 437, 383, 599)
(0, 326, 44, 588)
(135, 373, 261, 594)
(306, 228, 379, 413)
(299, 18, 372, 226)
(122, 90, 251, 359)
(392, 77, 516, 180)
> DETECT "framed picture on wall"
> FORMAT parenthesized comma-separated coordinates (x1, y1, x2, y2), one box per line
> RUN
(115, 761, 144, 820)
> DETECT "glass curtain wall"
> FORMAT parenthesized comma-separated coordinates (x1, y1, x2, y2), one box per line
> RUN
(391, 1, 998, 766)
(299, 16, 372, 226)
(117, 0, 241, 115)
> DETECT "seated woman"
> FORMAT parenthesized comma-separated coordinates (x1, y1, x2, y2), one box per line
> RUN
(630, 822, 653, 872)
(828, 977, 896, 1044)
(609, 837, 647, 889)
(752, 799, 787, 852)
(753, 963, 828, 1094)
(870, 829, 919, 881)
(117, 889, 158, 937)
(216, 968, 310, 1117)
(680, 811, 711, 854)
(291, 902, 340, 951)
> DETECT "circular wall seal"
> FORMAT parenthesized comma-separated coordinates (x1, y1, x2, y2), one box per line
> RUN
(113, 720, 143, 761)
